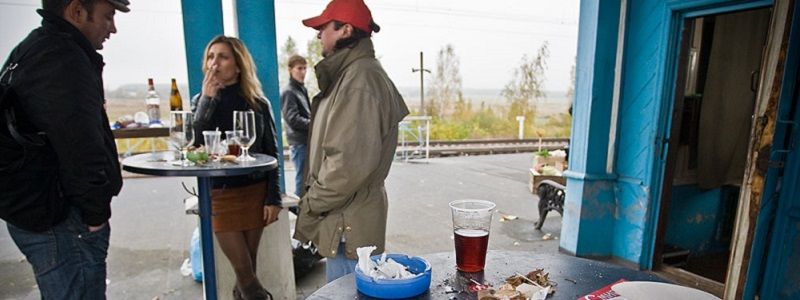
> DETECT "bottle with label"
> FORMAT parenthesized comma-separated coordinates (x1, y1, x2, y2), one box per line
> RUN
(145, 78, 162, 127)
(170, 78, 183, 111)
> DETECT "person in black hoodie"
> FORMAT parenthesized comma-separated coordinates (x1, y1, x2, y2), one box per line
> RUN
(0, 0, 128, 298)
(191, 35, 281, 300)
(280, 54, 311, 199)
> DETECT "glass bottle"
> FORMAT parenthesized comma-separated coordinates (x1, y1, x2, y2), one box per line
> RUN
(169, 78, 183, 111)
(145, 78, 162, 127)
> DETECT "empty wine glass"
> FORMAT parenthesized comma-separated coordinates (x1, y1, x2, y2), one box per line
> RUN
(169, 111, 195, 166)
(233, 110, 257, 161)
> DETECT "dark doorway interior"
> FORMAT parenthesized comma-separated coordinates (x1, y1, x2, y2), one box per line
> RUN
(656, 7, 772, 287)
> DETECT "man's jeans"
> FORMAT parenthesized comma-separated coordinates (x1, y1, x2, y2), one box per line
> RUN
(7, 208, 110, 299)
(290, 143, 308, 196)
(325, 242, 358, 283)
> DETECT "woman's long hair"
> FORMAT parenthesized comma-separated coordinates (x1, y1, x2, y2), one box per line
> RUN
(202, 35, 264, 111)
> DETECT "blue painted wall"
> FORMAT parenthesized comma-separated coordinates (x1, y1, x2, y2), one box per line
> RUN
(561, 0, 621, 257)
(572, 0, 800, 297)
(755, 2, 800, 297)
(569, 0, 776, 268)
(664, 186, 734, 255)
(180, 0, 223, 97)
(613, 0, 670, 266)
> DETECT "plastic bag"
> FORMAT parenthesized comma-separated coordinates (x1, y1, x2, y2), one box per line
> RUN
(190, 227, 203, 282)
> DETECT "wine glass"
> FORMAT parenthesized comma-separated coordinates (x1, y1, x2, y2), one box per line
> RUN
(169, 111, 195, 166)
(233, 110, 257, 161)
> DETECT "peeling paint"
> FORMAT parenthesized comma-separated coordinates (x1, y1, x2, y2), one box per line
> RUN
(581, 181, 616, 219)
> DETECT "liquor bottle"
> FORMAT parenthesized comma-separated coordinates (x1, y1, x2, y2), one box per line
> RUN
(169, 78, 183, 111)
(145, 78, 162, 127)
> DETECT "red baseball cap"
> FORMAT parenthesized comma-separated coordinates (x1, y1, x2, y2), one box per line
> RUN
(302, 0, 380, 34)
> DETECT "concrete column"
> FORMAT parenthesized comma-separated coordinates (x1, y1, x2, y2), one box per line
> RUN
(560, 0, 622, 257)
(213, 210, 296, 299)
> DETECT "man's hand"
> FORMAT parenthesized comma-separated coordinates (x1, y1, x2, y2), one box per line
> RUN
(264, 205, 282, 225)
(88, 222, 106, 232)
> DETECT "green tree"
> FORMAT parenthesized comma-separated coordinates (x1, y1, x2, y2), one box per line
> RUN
(278, 36, 298, 89)
(426, 44, 463, 119)
(502, 42, 550, 121)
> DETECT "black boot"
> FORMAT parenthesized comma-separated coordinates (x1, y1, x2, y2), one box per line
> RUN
(240, 281, 272, 300)
(233, 286, 244, 300)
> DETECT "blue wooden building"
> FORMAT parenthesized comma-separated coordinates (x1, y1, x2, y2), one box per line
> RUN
(566, 0, 800, 298)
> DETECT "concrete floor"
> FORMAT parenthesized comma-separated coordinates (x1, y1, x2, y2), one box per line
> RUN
(0, 153, 562, 299)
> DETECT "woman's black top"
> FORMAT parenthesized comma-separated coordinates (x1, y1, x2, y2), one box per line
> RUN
(191, 83, 282, 206)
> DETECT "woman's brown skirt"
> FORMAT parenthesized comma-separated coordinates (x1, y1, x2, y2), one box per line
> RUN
(211, 182, 267, 233)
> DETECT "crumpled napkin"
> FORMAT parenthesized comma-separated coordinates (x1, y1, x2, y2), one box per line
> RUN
(357, 246, 415, 280)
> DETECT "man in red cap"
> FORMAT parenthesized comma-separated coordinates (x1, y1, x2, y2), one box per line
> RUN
(293, 0, 410, 282)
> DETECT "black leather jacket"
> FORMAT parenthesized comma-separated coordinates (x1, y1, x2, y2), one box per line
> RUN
(0, 10, 122, 231)
(280, 78, 310, 145)
(191, 87, 282, 206)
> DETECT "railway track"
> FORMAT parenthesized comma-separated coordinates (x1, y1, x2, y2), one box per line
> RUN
(280, 138, 569, 159)
(395, 137, 570, 158)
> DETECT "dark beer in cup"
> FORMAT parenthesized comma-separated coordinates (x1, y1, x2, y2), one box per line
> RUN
(454, 228, 489, 272)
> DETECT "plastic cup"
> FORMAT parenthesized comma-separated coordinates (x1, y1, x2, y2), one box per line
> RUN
(449, 199, 496, 272)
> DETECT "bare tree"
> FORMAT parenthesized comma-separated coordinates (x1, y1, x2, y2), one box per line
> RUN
(426, 44, 463, 119)
(502, 42, 550, 120)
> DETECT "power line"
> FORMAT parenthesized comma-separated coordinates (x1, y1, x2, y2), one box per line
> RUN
(275, 0, 578, 26)
(274, 15, 577, 40)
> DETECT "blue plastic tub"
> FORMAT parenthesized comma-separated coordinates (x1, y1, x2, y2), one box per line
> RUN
(354, 254, 432, 299)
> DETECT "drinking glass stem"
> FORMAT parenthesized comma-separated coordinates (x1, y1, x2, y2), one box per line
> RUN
(242, 147, 249, 158)
(181, 148, 188, 163)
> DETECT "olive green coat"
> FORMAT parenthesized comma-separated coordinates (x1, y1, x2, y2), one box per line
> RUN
(293, 39, 409, 259)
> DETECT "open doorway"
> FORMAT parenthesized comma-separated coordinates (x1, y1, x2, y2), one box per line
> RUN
(653, 7, 772, 296)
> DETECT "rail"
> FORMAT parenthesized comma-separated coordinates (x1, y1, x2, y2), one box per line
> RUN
(111, 128, 569, 159)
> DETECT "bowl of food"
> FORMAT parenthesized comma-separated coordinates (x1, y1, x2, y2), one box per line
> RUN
(354, 254, 432, 299)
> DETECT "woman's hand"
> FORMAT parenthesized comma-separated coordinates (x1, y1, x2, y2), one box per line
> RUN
(263, 205, 282, 225)
(202, 65, 224, 98)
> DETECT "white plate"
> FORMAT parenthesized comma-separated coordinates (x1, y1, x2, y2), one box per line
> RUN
(611, 281, 720, 300)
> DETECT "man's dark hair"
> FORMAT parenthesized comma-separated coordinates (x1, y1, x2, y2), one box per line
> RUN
(332, 21, 377, 51)
(42, 0, 97, 18)
(288, 54, 307, 69)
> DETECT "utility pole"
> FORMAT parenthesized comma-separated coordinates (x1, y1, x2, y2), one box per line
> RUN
(412, 51, 431, 114)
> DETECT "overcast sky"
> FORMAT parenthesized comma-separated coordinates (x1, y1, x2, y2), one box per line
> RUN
(1, 0, 579, 92)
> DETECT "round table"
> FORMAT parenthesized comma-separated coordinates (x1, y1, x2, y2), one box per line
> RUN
(308, 250, 667, 299)
(122, 151, 277, 300)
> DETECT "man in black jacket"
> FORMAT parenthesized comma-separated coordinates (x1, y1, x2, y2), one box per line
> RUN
(0, 0, 128, 298)
(281, 55, 311, 199)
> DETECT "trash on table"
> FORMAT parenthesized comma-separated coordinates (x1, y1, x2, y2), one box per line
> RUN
(356, 246, 414, 280)
(477, 269, 557, 300)
(469, 278, 492, 292)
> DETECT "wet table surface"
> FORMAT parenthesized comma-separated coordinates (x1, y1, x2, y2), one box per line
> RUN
(308, 250, 667, 300)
